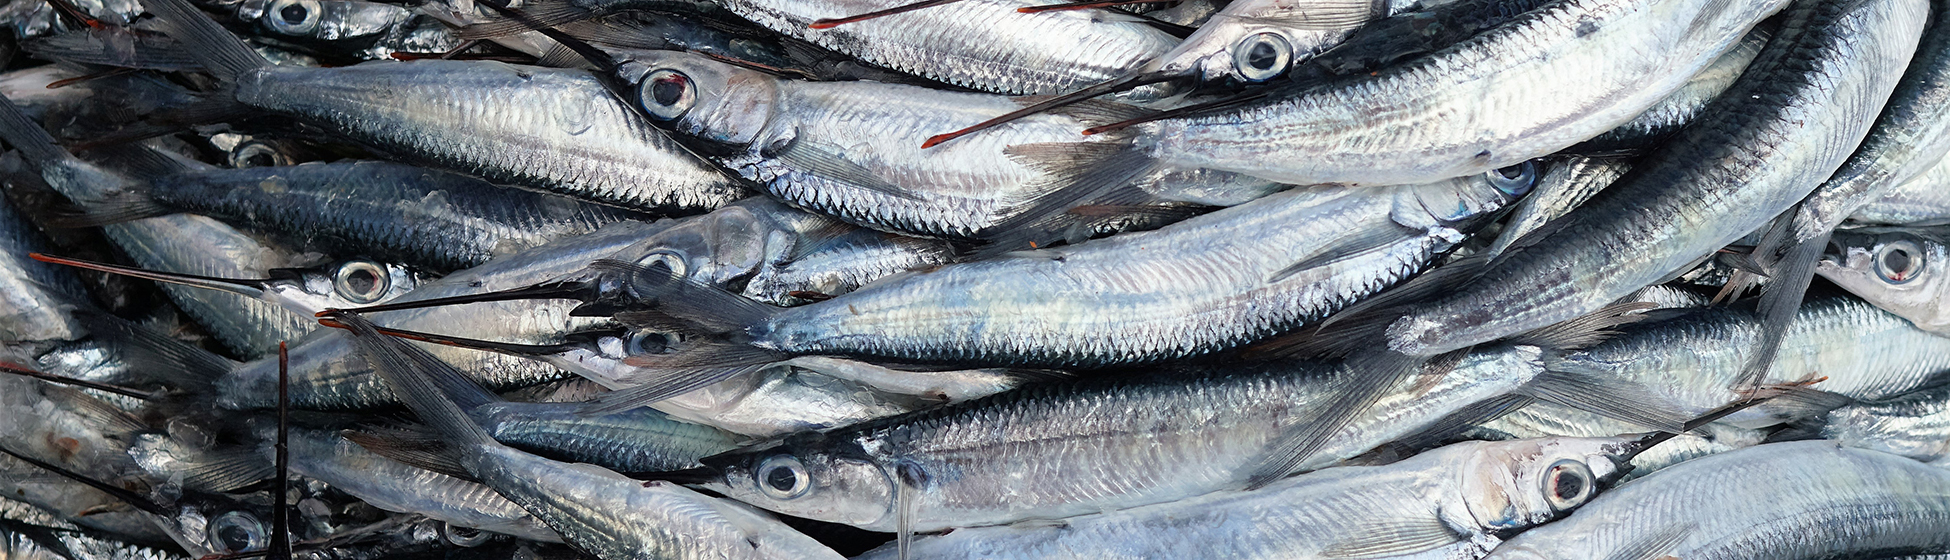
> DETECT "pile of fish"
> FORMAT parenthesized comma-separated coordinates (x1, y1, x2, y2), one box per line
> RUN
(5, 0, 1950, 555)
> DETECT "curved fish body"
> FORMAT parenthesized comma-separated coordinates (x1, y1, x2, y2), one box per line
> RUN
(0, 197, 89, 345)
(749, 171, 1529, 366)
(1483, 441, 1950, 559)
(1386, 0, 1926, 356)
(1574, 26, 1771, 153)
(624, 50, 1270, 239)
(132, 161, 645, 271)
(1142, 0, 1791, 186)
(1852, 155, 1950, 225)
(856, 437, 1639, 560)
(219, 220, 667, 410)
(716, 0, 1178, 95)
(1469, 402, 1763, 479)
(697, 345, 1546, 532)
(740, 229, 955, 306)
(1822, 379, 1950, 465)
(1549, 293, 1950, 428)
(222, 61, 746, 212)
(1815, 227, 1950, 333)
(474, 401, 742, 472)
(1482, 156, 1630, 260)
(282, 427, 562, 542)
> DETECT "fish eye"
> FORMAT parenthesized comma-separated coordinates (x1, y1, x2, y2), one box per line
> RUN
(756, 454, 811, 500)
(1485, 161, 1537, 196)
(333, 260, 391, 304)
(442, 522, 492, 547)
(1232, 32, 1292, 83)
(265, 0, 321, 35)
(228, 141, 290, 168)
(638, 69, 696, 121)
(1541, 459, 1594, 511)
(1876, 239, 1924, 284)
(207, 511, 268, 553)
(626, 330, 671, 355)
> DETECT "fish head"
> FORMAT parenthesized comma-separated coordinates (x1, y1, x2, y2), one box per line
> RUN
(616, 49, 779, 146)
(1146, 0, 1379, 85)
(699, 434, 895, 527)
(1455, 436, 1634, 533)
(1395, 160, 1540, 231)
(242, 0, 408, 42)
(611, 204, 772, 290)
(1817, 227, 1950, 332)
(260, 258, 421, 313)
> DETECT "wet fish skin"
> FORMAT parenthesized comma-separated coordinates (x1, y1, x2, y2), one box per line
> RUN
(1482, 155, 1630, 260)
(473, 401, 742, 472)
(856, 436, 1637, 560)
(1851, 153, 1950, 226)
(131, 160, 645, 272)
(1142, 0, 1790, 186)
(1483, 441, 1950, 559)
(1572, 26, 1772, 153)
(740, 229, 955, 306)
(716, 0, 1178, 96)
(230, 0, 463, 60)
(280, 427, 563, 542)
(698, 345, 1546, 531)
(1820, 377, 1950, 465)
(0, 195, 89, 345)
(1816, 227, 1950, 333)
(1387, 0, 1927, 356)
(0, 376, 167, 544)
(1549, 292, 1950, 428)
(1467, 402, 1763, 479)
(747, 171, 1529, 367)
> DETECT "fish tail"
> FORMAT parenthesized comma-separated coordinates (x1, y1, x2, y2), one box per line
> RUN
(142, 0, 271, 81)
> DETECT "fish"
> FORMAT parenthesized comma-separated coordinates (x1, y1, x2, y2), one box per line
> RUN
(1570, 25, 1772, 153)
(1482, 441, 1950, 559)
(140, 0, 749, 214)
(1818, 374, 1950, 465)
(1816, 226, 1950, 332)
(331, 310, 847, 560)
(1850, 155, 1950, 226)
(854, 436, 1651, 560)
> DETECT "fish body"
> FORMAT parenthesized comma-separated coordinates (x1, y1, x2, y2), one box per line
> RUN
(1852, 155, 1950, 225)
(281, 427, 563, 542)
(1484, 441, 1950, 559)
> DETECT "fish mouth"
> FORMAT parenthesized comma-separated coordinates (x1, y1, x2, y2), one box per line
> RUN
(31, 252, 278, 300)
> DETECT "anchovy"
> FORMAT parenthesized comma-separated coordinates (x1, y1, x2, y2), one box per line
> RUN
(858, 436, 1645, 560)
(693, 344, 1553, 531)
(1572, 25, 1772, 153)
(617, 49, 1269, 239)
(1482, 441, 1950, 559)
(680, 169, 1530, 368)
(335, 311, 846, 560)
(67, 160, 646, 272)
(1132, 0, 1790, 186)
(143, 0, 748, 214)
(278, 427, 562, 542)
(1816, 226, 1950, 333)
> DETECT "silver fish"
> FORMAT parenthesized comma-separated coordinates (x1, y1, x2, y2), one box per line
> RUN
(0, 376, 167, 544)
(1133, 0, 1789, 186)
(338, 311, 845, 560)
(693, 344, 1554, 532)
(231, 0, 463, 60)
(278, 427, 563, 542)
(1821, 377, 1950, 465)
(857, 436, 1644, 560)
(1483, 441, 1950, 559)
(0, 195, 89, 346)
(1851, 155, 1950, 225)
(1481, 155, 1630, 260)
(1816, 226, 1950, 333)
(1572, 25, 1772, 152)
(144, 0, 747, 214)
(1467, 403, 1763, 479)
(740, 229, 955, 306)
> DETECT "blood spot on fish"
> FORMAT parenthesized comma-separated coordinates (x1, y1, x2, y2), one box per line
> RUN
(46, 434, 81, 462)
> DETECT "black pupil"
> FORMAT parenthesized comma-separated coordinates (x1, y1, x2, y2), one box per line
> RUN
(1552, 470, 1584, 500)
(217, 524, 254, 551)
(1887, 249, 1913, 276)
(243, 152, 275, 167)
(652, 77, 686, 106)
(279, 4, 308, 24)
(1496, 165, 1525, 180)
(764, 466, 798, 492)
(345, 269, 377, 294)
(1248, 41, 1280, 70)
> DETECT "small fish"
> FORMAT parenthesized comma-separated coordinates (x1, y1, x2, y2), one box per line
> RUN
(1851, 155, 1950, 226)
